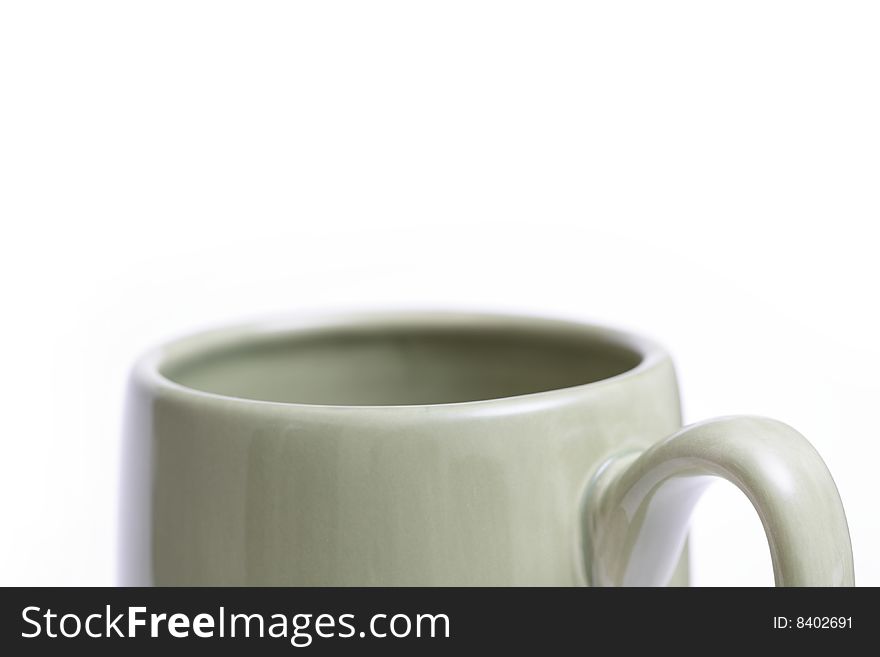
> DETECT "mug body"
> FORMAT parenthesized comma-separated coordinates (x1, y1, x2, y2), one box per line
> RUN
(119, 312, 685, 585)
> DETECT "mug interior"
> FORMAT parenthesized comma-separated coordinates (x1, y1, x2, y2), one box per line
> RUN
(159, 318, 645, 406)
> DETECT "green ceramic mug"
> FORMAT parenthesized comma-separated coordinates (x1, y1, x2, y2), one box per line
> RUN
(120, 312, 854, 586)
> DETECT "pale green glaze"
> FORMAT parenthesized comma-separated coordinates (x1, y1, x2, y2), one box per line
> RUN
(119, 312, 852, 586)
(586, 417, 854, 586)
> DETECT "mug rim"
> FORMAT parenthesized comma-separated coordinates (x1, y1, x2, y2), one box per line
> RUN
(133, 310, 670, 411)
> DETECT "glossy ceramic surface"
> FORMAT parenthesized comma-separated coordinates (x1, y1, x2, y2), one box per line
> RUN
(586, 416, 853, 586)
(119, 312, 853, 586)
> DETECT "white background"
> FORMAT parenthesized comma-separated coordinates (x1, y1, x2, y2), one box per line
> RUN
(1, 2, 877, 587)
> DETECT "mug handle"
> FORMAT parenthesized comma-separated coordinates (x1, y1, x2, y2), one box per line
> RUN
(584, 415, 854, 586)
